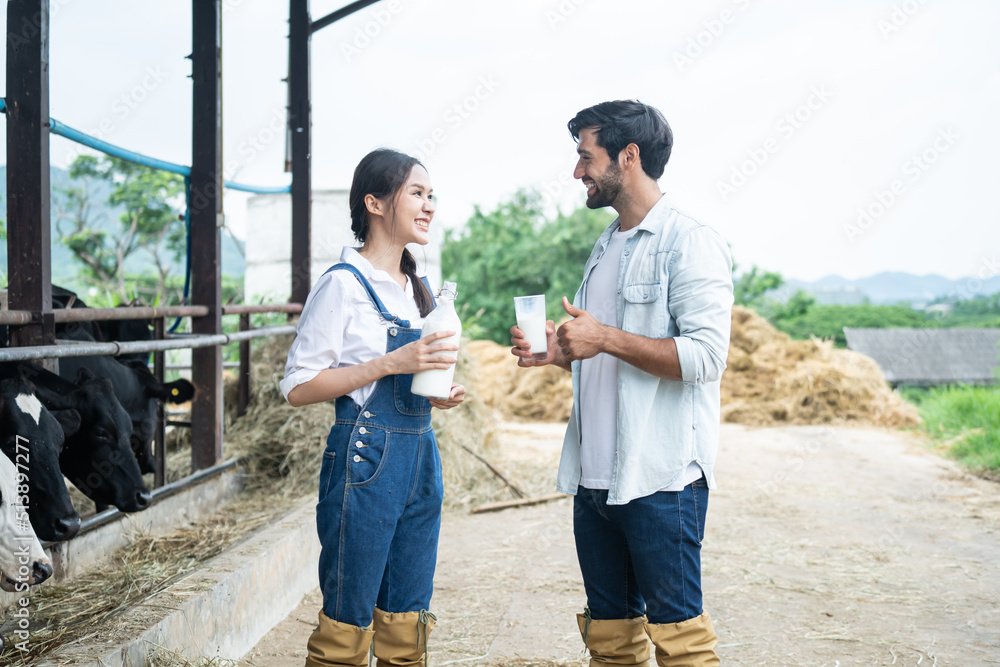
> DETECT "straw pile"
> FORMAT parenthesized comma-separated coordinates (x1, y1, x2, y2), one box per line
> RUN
(212, 334, 505, 507)
(722, 306, 920, 427)
(0, 495, 275, 665)
(465, 340, 573, 422)
(462, 307, 920, 428)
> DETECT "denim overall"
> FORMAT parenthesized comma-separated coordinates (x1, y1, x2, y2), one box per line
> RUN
(315, 263, 444, 628)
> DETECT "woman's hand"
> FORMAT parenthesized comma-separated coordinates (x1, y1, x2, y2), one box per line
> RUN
(429, 383, 466, 410)
(381, 330, 459, 375)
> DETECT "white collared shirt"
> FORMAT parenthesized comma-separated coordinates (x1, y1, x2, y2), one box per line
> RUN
(280, 247, 426, 406)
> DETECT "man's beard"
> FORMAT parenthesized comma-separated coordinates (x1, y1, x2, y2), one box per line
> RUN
(586, 163, 623, 209)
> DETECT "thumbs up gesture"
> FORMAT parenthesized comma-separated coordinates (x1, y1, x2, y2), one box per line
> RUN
(556, 296, 606, 362)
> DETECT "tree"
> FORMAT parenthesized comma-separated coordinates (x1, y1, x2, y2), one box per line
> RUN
(733, 265, 784, 310)
(55, 155, 185, 303)
(441, 190, 613, 343)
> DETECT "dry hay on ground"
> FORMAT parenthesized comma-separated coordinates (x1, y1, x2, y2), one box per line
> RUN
(465, 340, 573, 422)
(221, 333, 508, 509)
(0, 492, 276, 665)
(723, 306, 920, 427)
(462, 308, 920, 429)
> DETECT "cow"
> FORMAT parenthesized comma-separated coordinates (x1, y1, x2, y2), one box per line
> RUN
(0, 376, 83, 542)
(0, 362, 151, 513)
(52, 285, 154, 366)
(0, 450, 53, 592)
(56, 327, 195, 476)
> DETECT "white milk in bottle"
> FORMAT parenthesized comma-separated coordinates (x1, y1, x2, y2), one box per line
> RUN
(411, 281, 462, 399)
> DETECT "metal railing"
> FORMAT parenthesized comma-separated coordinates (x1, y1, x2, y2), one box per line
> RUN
(1, 303, 302, 517)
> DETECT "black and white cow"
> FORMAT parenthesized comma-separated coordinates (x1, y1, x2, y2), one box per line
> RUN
(0, 451, 53, 592)
(52, 285, 154, 366)
(0, 362, 151, 513)
(0, 377, 82, 542)
(57, 327, 195, 475)
(51, 286, 194, 474)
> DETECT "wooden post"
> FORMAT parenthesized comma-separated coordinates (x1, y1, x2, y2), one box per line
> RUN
(153, 316, 167, 488)
(189, 0, 224, 471)
(6, 0, 54, 353)
(289, 0, 312, 306)
(238, 313, 250, 417)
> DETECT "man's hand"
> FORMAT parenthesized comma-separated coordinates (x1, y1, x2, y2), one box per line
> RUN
(429, 383, 466, 410)
(511, 319, 559, 367)
(556, 297, 607, 362)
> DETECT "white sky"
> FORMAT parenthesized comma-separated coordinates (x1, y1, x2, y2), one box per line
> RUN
(2, 0, 997, 281)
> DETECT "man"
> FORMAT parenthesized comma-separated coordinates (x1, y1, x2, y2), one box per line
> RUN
(511, 100, 733, 666)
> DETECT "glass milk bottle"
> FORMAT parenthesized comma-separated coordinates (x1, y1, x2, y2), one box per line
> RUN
(411, 281, 462, 399)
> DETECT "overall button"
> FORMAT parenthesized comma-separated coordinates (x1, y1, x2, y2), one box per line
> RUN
(353, 454, 362, 463)
(363, 411, 371, 418)
(358, 427, 367, 434)
(355, 440, 364, 448)
(389, 327, 398, 337)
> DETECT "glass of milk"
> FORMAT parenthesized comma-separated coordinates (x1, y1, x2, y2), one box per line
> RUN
(513, 295, 548, 361)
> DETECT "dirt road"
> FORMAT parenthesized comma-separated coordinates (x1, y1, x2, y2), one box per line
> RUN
(239, 423, 1000, 666)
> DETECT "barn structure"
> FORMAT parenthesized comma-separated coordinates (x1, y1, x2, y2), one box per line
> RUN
(1, 0, 391, 661)
(844, 327, 1000, 387)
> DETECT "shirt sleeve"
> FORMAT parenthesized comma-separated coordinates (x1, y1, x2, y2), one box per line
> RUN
(668, 225, 734, 384)
(279, 272, 348, 402)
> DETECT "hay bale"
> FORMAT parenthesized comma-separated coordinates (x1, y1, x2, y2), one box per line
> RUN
(722, 307, 920, 428)
(465, 340, 573, 422)
(463, 308, 919, 429)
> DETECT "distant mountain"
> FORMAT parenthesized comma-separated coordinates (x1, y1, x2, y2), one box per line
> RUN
(0, 165, 244, 292)
(774, 271, 1000, 306)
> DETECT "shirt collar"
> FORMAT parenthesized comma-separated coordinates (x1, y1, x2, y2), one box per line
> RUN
(340, 246, 413, 296)
(632, 193, 673, 235)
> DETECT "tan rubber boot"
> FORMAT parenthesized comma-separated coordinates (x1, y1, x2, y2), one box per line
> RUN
(575, 608, 651, 666)
(643, 613, 720, 667)
(371, 607, 437, 666)
(304, 611, 375, 667)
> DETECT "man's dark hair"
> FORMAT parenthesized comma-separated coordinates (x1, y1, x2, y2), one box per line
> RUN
(568, 100, 673, 180)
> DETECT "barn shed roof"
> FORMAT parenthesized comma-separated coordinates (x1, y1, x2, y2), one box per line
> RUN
(843, 328, 1000, 386)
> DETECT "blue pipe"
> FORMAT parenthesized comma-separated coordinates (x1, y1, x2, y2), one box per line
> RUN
(1, 98, 290, 194)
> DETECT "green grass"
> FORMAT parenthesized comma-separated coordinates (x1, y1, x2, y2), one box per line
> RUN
(906, 385, 1000, 475)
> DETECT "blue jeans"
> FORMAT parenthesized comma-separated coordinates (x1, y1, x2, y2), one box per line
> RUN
(573, 479, 709, 624)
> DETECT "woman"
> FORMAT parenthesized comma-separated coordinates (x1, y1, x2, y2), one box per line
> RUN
(281, 148, 465, 667)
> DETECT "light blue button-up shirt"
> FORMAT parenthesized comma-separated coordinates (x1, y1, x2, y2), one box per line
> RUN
(556, 196, 734, 505)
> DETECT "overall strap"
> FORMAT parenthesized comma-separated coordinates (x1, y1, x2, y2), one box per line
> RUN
(324, 263, 412, 328)
(420, 276, 436, 308)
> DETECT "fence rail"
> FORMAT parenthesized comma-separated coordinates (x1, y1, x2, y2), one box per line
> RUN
(0, 302, 303, 325)
(1, 303, 301, 505)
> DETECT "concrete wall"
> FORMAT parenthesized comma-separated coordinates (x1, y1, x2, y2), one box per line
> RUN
(244, 190, 442, 303)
